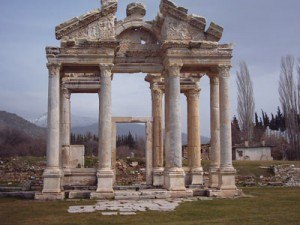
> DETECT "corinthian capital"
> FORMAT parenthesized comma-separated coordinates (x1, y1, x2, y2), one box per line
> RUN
(152, 86, 163, 100)
(186, 88, 201, 101)
(218, 65, 231, 78)
(209, 75, 219, 85)
(164, 59, 183, 78)
(47, 63, 61, 76)
(62, 88, 71, 100)
(100, 63, 114, 78)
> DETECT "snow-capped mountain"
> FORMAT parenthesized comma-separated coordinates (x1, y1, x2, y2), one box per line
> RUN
(31, 113, 97, 128)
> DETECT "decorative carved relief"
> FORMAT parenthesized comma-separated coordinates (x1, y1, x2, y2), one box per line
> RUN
(68, 15, 115, 40)
(162, 16, 190, 40)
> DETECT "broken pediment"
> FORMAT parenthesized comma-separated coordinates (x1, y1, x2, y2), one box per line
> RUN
(55, 0, 118, 40)
(54, 0, 224, 47)
(158, 0, 223, 42)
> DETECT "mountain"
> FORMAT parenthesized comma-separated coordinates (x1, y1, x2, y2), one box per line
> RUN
(31, 113, 97, 128)
(72, 123, 210, 144)
(0, 111, 46, 139)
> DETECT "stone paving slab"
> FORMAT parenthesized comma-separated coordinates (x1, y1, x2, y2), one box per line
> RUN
(68, 197, 213, 215)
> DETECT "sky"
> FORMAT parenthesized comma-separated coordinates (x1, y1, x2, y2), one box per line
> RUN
(0, 0, 299, 136)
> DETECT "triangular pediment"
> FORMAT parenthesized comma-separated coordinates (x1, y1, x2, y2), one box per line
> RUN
(55, 9, 103, 40)
(158, 0, 223, 42)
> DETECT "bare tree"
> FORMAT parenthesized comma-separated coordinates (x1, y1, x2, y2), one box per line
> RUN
(236, 61, 255, 145)
(278, 55, 300, 160)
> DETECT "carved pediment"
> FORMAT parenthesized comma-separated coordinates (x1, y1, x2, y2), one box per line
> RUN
(55, 1, 118, 41)
(159, 0, 223, 42)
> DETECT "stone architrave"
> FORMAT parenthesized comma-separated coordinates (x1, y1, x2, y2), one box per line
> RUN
(35, 63, 64, 200)
(218, 65, 237, 193)
(91, 64, 114, 199)
(151, 86, 164, 186)
(164, 61, 186, 191)
(186, 88, 203, 186)
(209, 74, 221, 188)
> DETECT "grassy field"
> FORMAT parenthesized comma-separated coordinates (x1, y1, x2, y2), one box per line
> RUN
(0, 187, 299, 225)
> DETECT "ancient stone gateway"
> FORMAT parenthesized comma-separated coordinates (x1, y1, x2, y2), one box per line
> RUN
(35, 0, 239, 200)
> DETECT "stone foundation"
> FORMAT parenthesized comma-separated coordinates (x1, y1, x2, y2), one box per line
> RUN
(153, 167, 165, 186)
(164, 168, 186, 191)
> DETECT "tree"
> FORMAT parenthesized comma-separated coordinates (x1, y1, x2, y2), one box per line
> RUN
(231, 116, 242, 146)
(278, 55, 300, 160)
(236, 61, 255, 145)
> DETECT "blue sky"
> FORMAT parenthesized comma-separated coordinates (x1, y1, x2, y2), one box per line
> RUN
(0, 0, 299, 135)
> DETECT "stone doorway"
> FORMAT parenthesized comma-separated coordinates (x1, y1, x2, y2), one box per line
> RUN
(111, 117, 152, 186)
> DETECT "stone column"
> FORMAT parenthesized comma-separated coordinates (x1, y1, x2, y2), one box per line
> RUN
(186, 88, 203, 186)
(164, 63, 186, 191)
(36, 63, 64, 200)
(218, 65, 237, 193)
(61, 88, 71, 170)
(209, 75, 221, 188)
(145, 121, 153, 185)
(91, 63, 114, 199)
(152, 87, 164, 186)
(111, 121, 117, 184)
(164, 74, 171, 170)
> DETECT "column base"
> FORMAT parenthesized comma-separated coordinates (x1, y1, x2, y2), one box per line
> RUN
(218, 167, 237, 190)
(190, 167, 204, 186)
(164, 168, 186, 191)
(94, 169, 114, 194)
(153, 167, 165, 186)
(209, 168, 219, 188)
(41, 168, 63, 193)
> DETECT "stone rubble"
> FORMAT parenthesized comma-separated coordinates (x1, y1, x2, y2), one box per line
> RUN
(68, 197, 212, 215)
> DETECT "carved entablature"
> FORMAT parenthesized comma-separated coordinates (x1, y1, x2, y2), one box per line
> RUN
(158, 0, 223, 42)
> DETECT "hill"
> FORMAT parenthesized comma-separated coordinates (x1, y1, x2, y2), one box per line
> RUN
(0, 111, 46, 157)
(0, 111, 46, 139)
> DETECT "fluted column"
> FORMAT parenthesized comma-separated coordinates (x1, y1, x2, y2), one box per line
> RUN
(218, 65, 237, 191)
(164, 74, 171, 169)
(186, 88, 203, 186)
(209, 75, 221, 188)
(164, 62, 186, 191)
(61, 88, 71, 170)
(92, 63, 114, 199)
(36, 63, 64, 200)
(152, 86, 164, 186)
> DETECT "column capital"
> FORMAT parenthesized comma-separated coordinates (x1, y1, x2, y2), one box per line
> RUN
(62, 88, 71, 100)
(47, 63, 61, 76)
(185, 88, 201, 100)
(209, 75, 219, 85)
(100, 63, 114, 77)
(152, 86, 163, 96)
(218, 65, 231, 78)
(164, 59, 183, 77)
